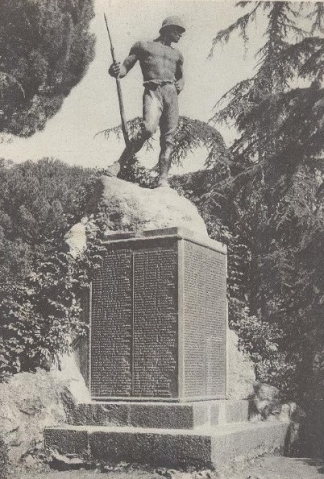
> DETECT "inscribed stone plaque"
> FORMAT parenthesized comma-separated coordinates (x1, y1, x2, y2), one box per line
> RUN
(91, 248, 133, 397)
(183, 241, 227, 399)
(89, 229, 227, 401)
(133, 245, 178, 398)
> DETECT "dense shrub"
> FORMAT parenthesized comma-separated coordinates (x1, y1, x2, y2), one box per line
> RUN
(0, 158, 97, 379)
(0, 436, 8, 479)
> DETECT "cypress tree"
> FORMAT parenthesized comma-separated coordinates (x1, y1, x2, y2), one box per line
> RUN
(210, 2, 324, 399)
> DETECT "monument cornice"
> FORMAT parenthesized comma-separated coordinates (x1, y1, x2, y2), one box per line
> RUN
(101, 227, 227, 255)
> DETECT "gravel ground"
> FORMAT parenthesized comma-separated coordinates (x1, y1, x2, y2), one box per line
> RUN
(6, 456, 324, 479)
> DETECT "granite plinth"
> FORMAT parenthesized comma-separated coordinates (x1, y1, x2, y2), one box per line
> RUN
(67, 400, 250, 429)
(85, 227, 227, 402)
(45, 421, 290, 471)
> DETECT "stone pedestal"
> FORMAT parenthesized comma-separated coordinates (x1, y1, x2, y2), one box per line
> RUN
(46, 226, 291, 470)
(86, 227, 227, 401)
(45, 398, 290, 471)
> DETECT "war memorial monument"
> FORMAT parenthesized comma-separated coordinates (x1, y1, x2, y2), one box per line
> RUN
(44, 16, 291, 472)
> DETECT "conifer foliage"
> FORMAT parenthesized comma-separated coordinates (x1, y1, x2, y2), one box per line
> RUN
(98, 116, 230, 170)
(0, 0, 95, 137)
(209, 2, 324, 399)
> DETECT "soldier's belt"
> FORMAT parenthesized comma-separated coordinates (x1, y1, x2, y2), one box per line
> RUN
(143, 80, 175, 89)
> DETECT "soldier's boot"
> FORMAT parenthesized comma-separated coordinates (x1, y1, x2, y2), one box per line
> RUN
(157, 146, 173, 187)
(105, 143, 135, 178)
(106, 131, 147, 178)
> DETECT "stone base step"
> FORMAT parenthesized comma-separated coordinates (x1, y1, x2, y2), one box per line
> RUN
(45, 421, 290, 470)
(67, 400, 250, 430)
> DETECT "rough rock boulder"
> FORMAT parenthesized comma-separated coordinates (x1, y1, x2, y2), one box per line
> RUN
(0, 368, 85, 468)
(65, 176, 208, 255)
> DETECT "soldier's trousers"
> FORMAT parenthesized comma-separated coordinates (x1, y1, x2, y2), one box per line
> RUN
(119, 82, 179, 168)
(141, 82, 179, 149)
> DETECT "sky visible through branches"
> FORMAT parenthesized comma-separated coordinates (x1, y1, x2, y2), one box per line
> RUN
(1, 0, 265, 171)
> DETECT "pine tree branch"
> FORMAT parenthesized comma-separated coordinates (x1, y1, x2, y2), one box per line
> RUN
(308, 2, 324, 34)
(94, 116, 231, 169)
(210, 78, 255, 124)
(208, 2, 262, 58)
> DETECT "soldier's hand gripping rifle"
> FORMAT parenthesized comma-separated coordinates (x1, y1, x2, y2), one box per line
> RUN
(104, 14, 130, 146)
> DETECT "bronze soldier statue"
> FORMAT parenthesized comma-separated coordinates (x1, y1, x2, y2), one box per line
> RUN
(108, 16, 185, 187)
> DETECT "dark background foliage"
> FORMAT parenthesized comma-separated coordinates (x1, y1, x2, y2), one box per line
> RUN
(0, 158, 97, 378)
(0, 0, 95, 136)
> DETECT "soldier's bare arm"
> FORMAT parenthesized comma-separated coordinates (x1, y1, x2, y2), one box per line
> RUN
(175, 52, 184, 93)
(109, 42, 141, 78)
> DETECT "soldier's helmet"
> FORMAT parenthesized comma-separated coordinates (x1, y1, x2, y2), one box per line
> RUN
(160, 16, 186, 34)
